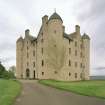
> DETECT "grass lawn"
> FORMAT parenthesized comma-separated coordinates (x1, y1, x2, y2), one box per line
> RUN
(39, 80, 105, 99)
(0, 79, 21, 105)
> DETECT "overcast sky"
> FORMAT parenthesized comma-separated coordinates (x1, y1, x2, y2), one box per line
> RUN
(0, 0, 105, 75)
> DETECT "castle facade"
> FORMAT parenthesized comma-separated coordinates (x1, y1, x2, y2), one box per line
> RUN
(16, 12, 90, 81)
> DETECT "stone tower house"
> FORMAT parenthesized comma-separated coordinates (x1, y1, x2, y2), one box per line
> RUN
(16, 12, 90, 81)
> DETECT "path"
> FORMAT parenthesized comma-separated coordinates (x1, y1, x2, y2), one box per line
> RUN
(14, 80, 105, 105)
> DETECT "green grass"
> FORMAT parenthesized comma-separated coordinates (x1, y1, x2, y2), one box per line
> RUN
(0, 79, 21, 105)
(39, 80, 105, 99)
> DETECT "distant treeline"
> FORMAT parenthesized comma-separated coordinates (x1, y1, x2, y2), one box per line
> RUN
(0, 62, 15, 79)
(90, 76, 105, 80)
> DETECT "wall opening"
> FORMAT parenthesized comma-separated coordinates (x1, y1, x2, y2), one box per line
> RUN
(33, 70, 35, 79)
(26, 68, 30, 79)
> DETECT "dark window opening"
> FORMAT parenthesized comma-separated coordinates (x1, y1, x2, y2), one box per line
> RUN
(27, 46, 28, 50)
(26, 69, 30, 78)
(75, 50, 77, 56)
(42, 48, 43, 55)
(33, 62, 35, 67)
(75, 62, 77, 67)
(69, 40, 71, 44)
(54, 71, 58, 74)
(54, 44, 56, 47)
(69, 60, 71, 66)
(75, 73, 77, 78)
(33, 50, 35, 56)
(75, 41, 77, 47)
(69, 48, 71, 54)
(33, 70, 35, 79)
(42, 60, 44, 66)
(69, 72, 71, 76)
(41, 39, 43, 43)
(42, 72, 44, 75)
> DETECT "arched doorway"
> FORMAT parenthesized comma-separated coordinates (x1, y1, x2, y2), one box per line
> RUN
(26, 68, 30, 79)
(33, 70, 35, 79)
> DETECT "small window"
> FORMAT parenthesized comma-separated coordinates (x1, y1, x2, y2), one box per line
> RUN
(42, 48, 43, 55)
(69, 60, 71, 66)
(75, 50, 77, 56)
(42, 72, 44, 75)
(80, 44, 82, 49)
(27, 46, 29, 50)
(27, 41, 28, 44)
(69, 48, 71, 54)
(33, 51, 35, 56)
(69, 72, 71, 76)
(75, 41, 77, 47)
(42, 60, 44, 66)
(69, 39, 71, 44)
(54, 30, 56, 34)
(54, 44, 56, 47)
(80, 63, 82, 68)
(75, 73, 77, 78)
(41, 39, 43, 43)
(75, 62, 77, 67)
(33, 62, 35, 67)
(41, 32, 43, 36)
(54, 71, 58, 74)
(33, 43, 35, 46)
(27, 53, 29, 58)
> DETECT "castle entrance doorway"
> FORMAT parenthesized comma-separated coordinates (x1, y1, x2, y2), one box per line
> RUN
(26, 68, 30, 79)
(33, 70, 35, 79)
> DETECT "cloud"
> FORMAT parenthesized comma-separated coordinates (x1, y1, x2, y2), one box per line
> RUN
(0, 0, 105, 75)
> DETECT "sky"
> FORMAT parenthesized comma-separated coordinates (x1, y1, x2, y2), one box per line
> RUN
(0, 0, 105, 76)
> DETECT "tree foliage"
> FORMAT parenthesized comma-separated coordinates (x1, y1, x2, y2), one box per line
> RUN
(0, 62, 15, 79)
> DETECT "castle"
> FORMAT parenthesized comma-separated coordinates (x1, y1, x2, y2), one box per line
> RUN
(16, 12, 90, 81)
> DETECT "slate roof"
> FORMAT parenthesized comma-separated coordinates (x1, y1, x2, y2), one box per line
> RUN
(82, 33, 90, 40)
(49, 12, 63, 22)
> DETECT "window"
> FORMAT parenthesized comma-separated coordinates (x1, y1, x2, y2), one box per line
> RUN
(41, 32, 43, 36)
(27, 53, 29, 58)
(69, 72, 71, 76)
(33, 50, 35, 56)
(69, 48, 71, 54)
(41, 39, 43, 43)
(75, 50, 77, 56)
(69, 60, 71, 66)
(42, 72, 44, 75)
(27, 46, 28, 50)
(33, 62, 35, 67)
(54, 44, 56, 47)
(75, 62, 77, 67)
(42, 60, 44, 66)
(75, 73, 77, 78)
(54, 30, 56, 34)
(80, 44, 82, 49)
(80, 63, 82, 68)
(75, 41, 77, 47)
(69, 39, 71, 44)
(27, 41, 28, 44)
(42, 48, 43, 55)
(54, 71, 57, 74)
(33, 43, 35, 46)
